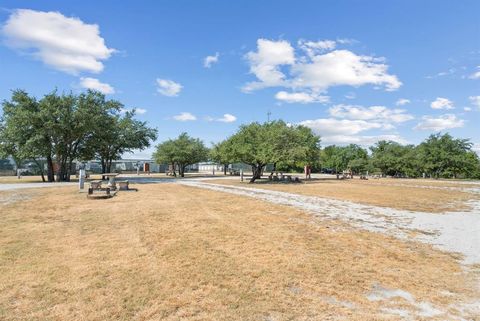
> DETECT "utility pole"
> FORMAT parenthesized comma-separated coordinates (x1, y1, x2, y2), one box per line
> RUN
(267, 110, 272, 122)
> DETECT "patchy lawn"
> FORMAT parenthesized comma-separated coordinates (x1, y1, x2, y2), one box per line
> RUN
(0, 184, 478, 320)
(209, 177, 479, 213)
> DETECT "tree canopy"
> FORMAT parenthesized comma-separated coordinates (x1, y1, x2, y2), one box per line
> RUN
(212, 121, 320, 182)
(153, 133, 209, 177)
(0, 89, 157, 181)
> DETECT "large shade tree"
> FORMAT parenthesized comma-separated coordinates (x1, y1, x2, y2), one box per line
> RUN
(153, 133, 209, 177)
(1, 89, 156, 181)
(214, 121, 320, 183)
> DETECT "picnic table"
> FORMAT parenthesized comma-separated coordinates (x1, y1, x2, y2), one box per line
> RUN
(103, 173, 119, 189)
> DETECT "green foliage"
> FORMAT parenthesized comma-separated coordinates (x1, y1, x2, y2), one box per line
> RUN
(212, 121, 320, 182)
(370, 141, 419, 177)
(0, 89, 156, 181)
(320, 144, 369, 174)
(153, 133, 209, 177)
(417, 133, 476, 178)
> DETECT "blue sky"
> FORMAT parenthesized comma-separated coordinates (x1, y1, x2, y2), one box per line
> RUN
(0, 0, 479, 158)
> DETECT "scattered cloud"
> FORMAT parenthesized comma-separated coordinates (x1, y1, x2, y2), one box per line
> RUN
(275, 91, 329, 104)
(298, 39, 336, 57)
(469, 66, 480, 79)
(414, 114, 464, 131)
(120, 107, 147, 115)
(396, 98, 410, 106)
(203, 52, 219, 68)
(464, 107, 472, 112)
(344, 92, 356, 99)
(206, 113, 237, 123)
(299, 118, 384, 136)
(243, 38, 401, 100)
(2, 9, 114, 74)
(328, 104, 414, 123)
(156, 78, 182, 97)
(426, 68, 458, 79)
(79, 77, 115, 94)
(469, 96, 480, 109)
(173, 112, 196, 121)
(321, 134, 407, 146)
(243, 39, 295, 91)
(430, 97, 454, 110)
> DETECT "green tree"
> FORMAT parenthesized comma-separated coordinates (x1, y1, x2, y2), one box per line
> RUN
(417, 133, 475, 178)
(321, 144, 369, 177)
(370, 140, 417, 177)
(86, 109, 158, 175)
(0, 90, 53, 181)
(210, 140, 231, 175)
(214, 121, 320, 183)
(153, 133, 209, 177)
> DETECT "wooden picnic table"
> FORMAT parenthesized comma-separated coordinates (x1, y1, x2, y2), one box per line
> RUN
(103, 173, 119, 189)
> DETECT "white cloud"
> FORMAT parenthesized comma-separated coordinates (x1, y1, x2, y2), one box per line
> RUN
(430, 97, 454, 110)
(120, 107, 147, 115)
(396, 98, 410, 106)
(299, 117, 407, 145)
(469, 96, 480, 109)
(298, 39, 336, 57)
(2, 9, 114, 74)
(243, 39, 295, 92)
(473, 143, 480, 155)
(464, 107, 472, 112)
(328, 104, 414, 123)
(414, 114, 464, 131)
(299, 118, 385, 136)
(156, 78, 182, 97)
(469, 67, 480, 80)
(321, 134, 407, 146)
(203, 52, 219, 68)
(79, 77, 115, 94)
(243, 39, 401, 98)
(173, 112, 196, 121)
(206, 113, 237, 123)
(291, 50, 401, 92)
(275, 91, 329, 104)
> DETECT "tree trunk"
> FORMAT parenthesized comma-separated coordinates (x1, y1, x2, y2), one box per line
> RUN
(33, 159, 46, 182)
(47, 155, 54, 182)
(270, 162, 277, 176)
(180, 165, 185, 177)
(101, 159, 107, 180)
(249, 165, 264, 183)
(224, 164, 227, 175)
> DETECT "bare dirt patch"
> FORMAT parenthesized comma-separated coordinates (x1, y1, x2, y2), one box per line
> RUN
(208, 178, 479, 213)
(0, 184, 478, 320)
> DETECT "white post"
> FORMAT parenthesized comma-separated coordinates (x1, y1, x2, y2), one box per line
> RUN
(79, 169, 85, 190)
(240, 169, 244, 182)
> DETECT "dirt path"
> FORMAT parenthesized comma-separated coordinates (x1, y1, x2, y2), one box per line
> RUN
(179, 180, 480, 265)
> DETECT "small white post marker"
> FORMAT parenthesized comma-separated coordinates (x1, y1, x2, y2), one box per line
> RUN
(79, 169, 85, 190)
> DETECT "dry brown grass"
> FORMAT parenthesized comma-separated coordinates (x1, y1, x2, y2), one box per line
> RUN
(0, 184, 478, 320)
(209, 178, 478, 213)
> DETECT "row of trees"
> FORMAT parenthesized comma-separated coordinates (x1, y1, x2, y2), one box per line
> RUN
(154, 121, 321, 182)
(154, 124, 480, 182)
(0, 90, 157, 182)
(321, 134, 480, 179)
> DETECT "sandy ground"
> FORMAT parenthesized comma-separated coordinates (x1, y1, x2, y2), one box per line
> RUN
(207, 177, 480, 213)
(181, 180, 480, 266)
(0, 184, 479, 320)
